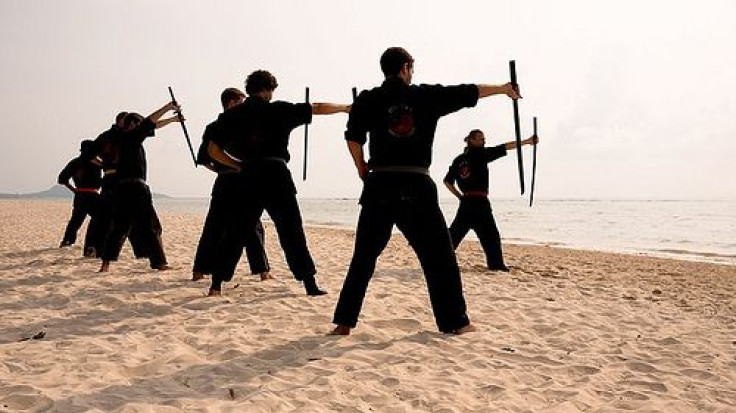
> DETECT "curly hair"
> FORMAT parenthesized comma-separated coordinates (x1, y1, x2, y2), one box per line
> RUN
(245, 70, 278, 95)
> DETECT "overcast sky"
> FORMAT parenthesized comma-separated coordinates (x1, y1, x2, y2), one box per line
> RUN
(1, 0, 734, 200)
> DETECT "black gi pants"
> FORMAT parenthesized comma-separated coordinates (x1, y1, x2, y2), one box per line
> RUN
(97, 175, 152, 259)
(448, 197, 506, 270)
(61, 192, 103, 253)
(332, 173, 470, 333)
(193, 173, 270, 275)
(101, 180, 167, 268)
(211, 164, 315, 291)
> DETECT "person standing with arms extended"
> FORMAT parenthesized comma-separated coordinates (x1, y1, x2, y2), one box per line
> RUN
(99, 101, 182, 272)
(330, 47, 520, 335)
(207, 70, 350, 296)
(444, 129, 538, 272)
(191, 87, 271, 282)
(58, 140, 104, 257)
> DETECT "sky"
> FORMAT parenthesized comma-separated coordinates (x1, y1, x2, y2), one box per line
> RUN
(0, 0, 734, 200)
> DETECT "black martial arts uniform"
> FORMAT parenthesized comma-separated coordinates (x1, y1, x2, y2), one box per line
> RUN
(444, 144, 509, 270)
(333, 78, 478, 333)
(192, 114, 270, 276)
(100, 119, 167, 269)
(92, 124, 153, 258)
(209, 96, 319, 293)
(58, 155, 103, 255)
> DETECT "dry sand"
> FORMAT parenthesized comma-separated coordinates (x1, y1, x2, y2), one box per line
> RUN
(0, 199, 734, 412)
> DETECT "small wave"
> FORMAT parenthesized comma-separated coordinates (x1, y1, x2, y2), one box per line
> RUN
(647, 248, 736, 261)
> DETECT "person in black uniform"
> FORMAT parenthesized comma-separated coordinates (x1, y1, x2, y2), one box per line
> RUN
(192, 87, 272, 282)
(91, 112, 152, 259)
(98, 101, 182, 272)
(207, 70, 350, 296)
(444, 129, 538, 271)
(58, 140, 104, 257)
(330, 47, 520, 336)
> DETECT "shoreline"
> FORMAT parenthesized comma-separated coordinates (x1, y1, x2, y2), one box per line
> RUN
(2, 197, 734, 267)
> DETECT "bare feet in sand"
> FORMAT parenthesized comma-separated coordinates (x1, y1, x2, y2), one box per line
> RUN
(192, 272, 207, 281)
(449, 323, 477, 335)
(206, 288, 221, 297)
(259, 271, 274, 281)
(98, 261, 110, 273)
(155, 264, 173, 271)
(328, 325, 351, 336)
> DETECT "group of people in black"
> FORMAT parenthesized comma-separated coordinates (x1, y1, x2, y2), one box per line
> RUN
(58, 47, 538, 335)
(58, 104, 183, 272)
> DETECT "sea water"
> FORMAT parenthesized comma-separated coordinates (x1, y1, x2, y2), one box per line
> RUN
(156, 197, 736, 266)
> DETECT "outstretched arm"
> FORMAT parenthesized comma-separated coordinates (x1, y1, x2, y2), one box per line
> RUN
(312, 103, 351, 115)
(477, 83, 521, 100)
(347, 141, 369, 180)
(504, 134, 538, 150)
(155, 116, 183, 129)
(146, 101, 180, 126)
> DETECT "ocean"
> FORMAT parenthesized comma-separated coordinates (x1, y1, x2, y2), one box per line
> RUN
(155, 197, 736, 266)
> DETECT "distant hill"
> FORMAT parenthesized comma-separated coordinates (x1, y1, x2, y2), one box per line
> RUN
(0, 185, 169, 199)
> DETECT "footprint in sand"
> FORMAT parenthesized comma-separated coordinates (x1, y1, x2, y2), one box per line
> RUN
(655, 337, 682, 346)
(619, 390, 650, 401)
(372, 318, 422, 332)
(563, 365, 601, 376)
(619, 380, 668, 393)
(626, 361, 658, 373)
(478, 384, 506, 400)
(680, 368, 716, 381)
(380, 377, 400, 387)
(0, 393, 54, 412)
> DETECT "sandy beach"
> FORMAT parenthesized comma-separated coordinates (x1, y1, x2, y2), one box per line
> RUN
(0, 199, 734, 412)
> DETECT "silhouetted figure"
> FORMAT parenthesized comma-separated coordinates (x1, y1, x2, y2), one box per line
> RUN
(99, 102, 182, 272)
(444, 129, 538, 271)
(331, 47, 520, 336)
(58, 140, 103, 257)
(207, 70, 349, 296)
(192, 88, 271, 282)
(91, 112, 155, 259)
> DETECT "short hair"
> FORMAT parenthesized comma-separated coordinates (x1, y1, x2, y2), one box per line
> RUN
(464, 129, 483, 142)
(245, 70, 278, 95)
(115, 111, 129, 124)
(380, 47, 414, 77)
(220, 88, 245, 109)
(80, 139, 95, 153)
(122, 112, 144, 130)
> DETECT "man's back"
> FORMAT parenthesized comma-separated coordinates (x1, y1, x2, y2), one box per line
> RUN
(59, 157, 102, 190)
(92, 126, 123, 170)
(218, 97, 311, 163)
(348, 79, 479, 169)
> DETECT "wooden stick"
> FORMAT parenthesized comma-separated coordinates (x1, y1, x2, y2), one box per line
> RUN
(302, 87, 310, 181)
(509, 61, 525, 195)
(529, 117, 538, 207)
(167, 86, 197, 167)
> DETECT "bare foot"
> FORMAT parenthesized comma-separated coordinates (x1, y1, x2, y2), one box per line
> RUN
(259, 271, 274, 281)
(98, 261, 110, 273)
(328, 325, 351, 336)
(206, 288, 221, 297)
(451, 323, 478, 335)
(155, 264, 173, 271)
(192, 272, 207, 281)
